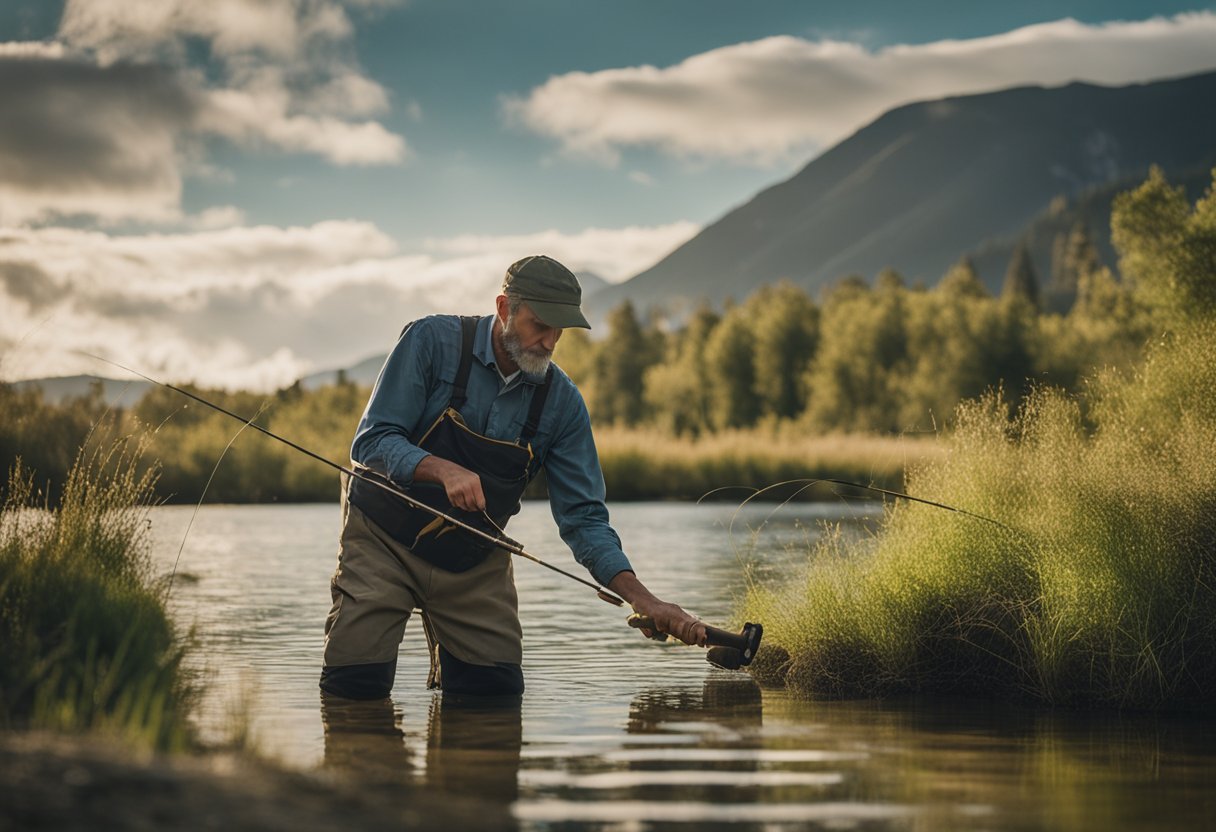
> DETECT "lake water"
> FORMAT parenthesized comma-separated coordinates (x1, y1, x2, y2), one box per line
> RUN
(149, 502, 1216, 831)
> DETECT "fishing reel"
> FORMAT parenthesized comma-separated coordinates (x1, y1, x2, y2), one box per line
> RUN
(627, 614, 764, 670)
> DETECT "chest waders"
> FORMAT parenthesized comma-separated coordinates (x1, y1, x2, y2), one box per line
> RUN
(347, 316, 553, 572)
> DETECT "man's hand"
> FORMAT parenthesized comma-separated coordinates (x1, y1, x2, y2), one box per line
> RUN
(414, 455, 486, 512)
(608, 571, 707, 647)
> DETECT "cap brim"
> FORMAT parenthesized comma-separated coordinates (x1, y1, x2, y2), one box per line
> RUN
(524, 299, 591, 329)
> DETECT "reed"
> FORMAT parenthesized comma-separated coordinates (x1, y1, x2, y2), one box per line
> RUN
(744, 323, 1216, 708)
(0, 439, 196, 748)
(593, 425, 943, 501)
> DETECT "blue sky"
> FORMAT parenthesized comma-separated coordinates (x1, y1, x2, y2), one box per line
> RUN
(1, 1, 1214, 388)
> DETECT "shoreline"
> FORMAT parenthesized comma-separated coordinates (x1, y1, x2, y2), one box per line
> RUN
(0, 731, 513, 832)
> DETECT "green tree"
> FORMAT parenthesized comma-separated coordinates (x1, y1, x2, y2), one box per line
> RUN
(704, 305, 760, 430)
(590, 300, 659, 426)
(746, 282, 819, 420)
(1112, 166, 1216, 323)
(804, 277, 908, 432)
(643, 303, 719, 435)
(938, 257, 989, 300)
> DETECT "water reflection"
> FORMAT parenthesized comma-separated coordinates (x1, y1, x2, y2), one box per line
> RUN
(319, 694, 411, 786)
(425, 694, 523, 803)
(320, 691, 523, 805)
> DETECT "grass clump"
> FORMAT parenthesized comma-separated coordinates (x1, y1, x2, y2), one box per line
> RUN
(0, 441, 195, 748)
(744, 322, 1216, 709)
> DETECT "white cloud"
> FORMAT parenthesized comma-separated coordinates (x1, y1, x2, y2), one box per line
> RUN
(0, 0, 406, 224)
(0, 219, 698, 389)
(505, 12, 1216, 165)
(422, 222, 701, 283)
(188, 205, 247, 230)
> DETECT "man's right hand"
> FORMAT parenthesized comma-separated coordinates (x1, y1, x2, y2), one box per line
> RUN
(414, 455, 486, 512)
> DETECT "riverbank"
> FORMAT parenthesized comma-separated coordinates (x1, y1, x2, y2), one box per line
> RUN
(743, 322, 1216, 709)
(0, 731, 511, 832)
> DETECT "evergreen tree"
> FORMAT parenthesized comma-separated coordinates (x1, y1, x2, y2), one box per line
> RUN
(1002, 241, 1041, 310)
(1048, 222, 1101, 313)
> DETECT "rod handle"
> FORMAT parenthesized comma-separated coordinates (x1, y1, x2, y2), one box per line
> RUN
(626, 615, 763, 666)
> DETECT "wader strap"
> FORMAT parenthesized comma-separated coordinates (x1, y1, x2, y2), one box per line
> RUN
(420, 608, 442, 690)
(449, 316, 479, 411)
(519, 366, 553, 444)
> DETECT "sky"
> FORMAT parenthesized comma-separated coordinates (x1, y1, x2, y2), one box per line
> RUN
(2, 0, 1215, 389)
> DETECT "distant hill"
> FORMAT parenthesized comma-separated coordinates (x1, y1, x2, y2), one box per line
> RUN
(588, 70, 1216, 320)
(297, 353, 385, 391)
(10, 375, 152, 405)
(576, 271, 610, 299)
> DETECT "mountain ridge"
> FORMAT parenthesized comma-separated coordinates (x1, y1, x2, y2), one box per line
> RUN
(587, 70, 1216, 321)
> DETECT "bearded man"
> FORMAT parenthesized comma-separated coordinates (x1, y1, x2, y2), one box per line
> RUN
(320, 254, 706, 699)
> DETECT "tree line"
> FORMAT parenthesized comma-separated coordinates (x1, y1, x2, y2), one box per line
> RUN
(560, 196, 1159, 435)
(1, 167, 1207, 503)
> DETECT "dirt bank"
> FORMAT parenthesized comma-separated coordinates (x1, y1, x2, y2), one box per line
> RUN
(0, 732, 514, 832)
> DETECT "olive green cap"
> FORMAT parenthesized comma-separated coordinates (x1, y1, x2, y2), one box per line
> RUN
(503, 255, 591, 329)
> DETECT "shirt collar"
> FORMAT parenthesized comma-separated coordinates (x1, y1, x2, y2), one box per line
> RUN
(473, 314, 546, 385)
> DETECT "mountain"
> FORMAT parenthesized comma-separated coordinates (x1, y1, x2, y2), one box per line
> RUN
(575, 271, 611, 299)
(588, 70, 1216, 320)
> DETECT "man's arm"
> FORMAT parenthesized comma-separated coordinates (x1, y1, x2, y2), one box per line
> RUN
(351, 317, 443, 485)
(544, 390, 706, 646)
(607, 571, 707, 647)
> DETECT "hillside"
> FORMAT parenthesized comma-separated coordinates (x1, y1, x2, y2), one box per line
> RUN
(588, 71, 1216, 319)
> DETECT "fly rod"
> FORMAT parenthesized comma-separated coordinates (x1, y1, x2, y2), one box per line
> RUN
(79, 353, 626, 607)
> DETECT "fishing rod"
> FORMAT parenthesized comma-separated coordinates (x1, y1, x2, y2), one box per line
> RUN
(79, 353, 626, 608)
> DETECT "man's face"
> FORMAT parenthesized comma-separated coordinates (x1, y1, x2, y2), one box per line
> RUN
(501, 300, 562, 375)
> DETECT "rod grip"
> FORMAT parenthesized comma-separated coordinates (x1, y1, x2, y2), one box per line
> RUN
(627, 616, 759, 648)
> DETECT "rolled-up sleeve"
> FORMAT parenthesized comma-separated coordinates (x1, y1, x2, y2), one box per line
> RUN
(350, 318, 439, 486)
(544, 392, 633, 586)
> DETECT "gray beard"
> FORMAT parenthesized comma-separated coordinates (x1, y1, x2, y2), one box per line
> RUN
(502, 317, 553, 376)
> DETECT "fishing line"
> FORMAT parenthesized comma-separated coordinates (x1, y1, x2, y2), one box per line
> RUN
(76, 351, 626, 607)
(165, 401, 268, 600)
(701, 477, 1032, 597)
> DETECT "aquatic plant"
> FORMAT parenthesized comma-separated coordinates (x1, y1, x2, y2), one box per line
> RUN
(0, 440, 196, 748)
(744, 321, 1216, 708)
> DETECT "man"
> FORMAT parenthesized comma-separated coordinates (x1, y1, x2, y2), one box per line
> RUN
(320, 254, 706, 699)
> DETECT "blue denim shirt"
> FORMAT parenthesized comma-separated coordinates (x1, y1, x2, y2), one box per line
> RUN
(351, 314, 632, 586)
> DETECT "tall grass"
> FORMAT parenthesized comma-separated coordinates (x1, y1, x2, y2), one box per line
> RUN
(0, 439, 195, 748)
(592, 425, 942, 501)
(744, 322, 1216, 709)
